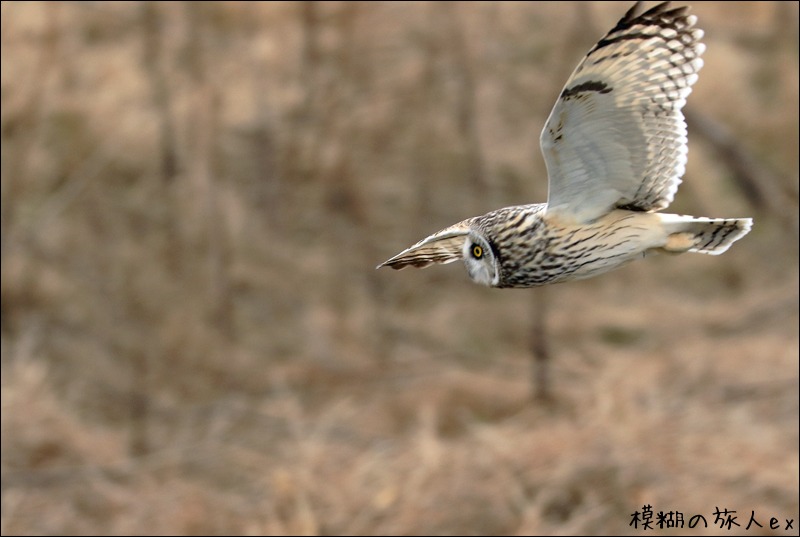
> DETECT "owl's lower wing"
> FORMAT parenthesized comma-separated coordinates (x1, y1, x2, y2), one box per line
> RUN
(377, 223, 472, 270)
(540, 1, 704, 224)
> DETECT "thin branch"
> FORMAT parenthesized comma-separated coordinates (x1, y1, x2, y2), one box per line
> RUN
(685, 108, 798, 239)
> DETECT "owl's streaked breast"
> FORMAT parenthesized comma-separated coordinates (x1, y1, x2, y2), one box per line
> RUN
(482, 208, 663, 288)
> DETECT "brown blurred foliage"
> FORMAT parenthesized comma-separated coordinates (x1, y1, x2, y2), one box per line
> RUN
(1, 2, 798, 535)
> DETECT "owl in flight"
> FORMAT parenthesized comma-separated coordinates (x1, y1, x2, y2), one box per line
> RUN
(377, 1, 752, 288)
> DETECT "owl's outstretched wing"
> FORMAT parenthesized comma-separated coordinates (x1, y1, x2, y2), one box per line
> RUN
(540, 1, 704, 223)
(376, 221, 472, 270)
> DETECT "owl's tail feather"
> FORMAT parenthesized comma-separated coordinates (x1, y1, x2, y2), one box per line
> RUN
(659, 215, 753, 255)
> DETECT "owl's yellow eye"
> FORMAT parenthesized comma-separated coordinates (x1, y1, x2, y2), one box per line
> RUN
(472, 245, 483, 258)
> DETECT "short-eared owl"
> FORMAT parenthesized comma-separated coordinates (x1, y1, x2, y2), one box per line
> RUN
(377, 1, 752, 288)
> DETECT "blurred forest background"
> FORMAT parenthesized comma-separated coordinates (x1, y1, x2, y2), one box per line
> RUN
(1, 1, 798, 535)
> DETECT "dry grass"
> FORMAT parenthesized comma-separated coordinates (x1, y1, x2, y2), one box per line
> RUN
(1, 1, 798, 535)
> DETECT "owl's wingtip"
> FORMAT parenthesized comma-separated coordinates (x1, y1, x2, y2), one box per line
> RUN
(376, 258, 400, 270)
(376, 259, 405, 270)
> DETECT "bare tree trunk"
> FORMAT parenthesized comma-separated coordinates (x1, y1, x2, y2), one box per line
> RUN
(140, 2, 182, 279)
(246, 3, 280, 231)
(1, 3, 60, 254)
(530, 287, 551, 402)
(141, 2, 178, 184)
(439, 2, 489, 202)
(184, 3, 234, 339)
(292, 0, 323, 184)
(300, 1, 322, 122)
(127, 0, 175, 458)
(411, 7, 442, 232)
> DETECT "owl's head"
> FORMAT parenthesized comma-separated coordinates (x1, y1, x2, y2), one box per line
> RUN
(376, 221, 500, 287)
(461, 232, 499, 286)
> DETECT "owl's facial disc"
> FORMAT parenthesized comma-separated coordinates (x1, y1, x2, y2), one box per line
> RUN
(462, 233, 499, 287)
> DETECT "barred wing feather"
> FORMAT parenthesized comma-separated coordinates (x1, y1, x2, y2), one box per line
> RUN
(540, 1, 705, 223)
